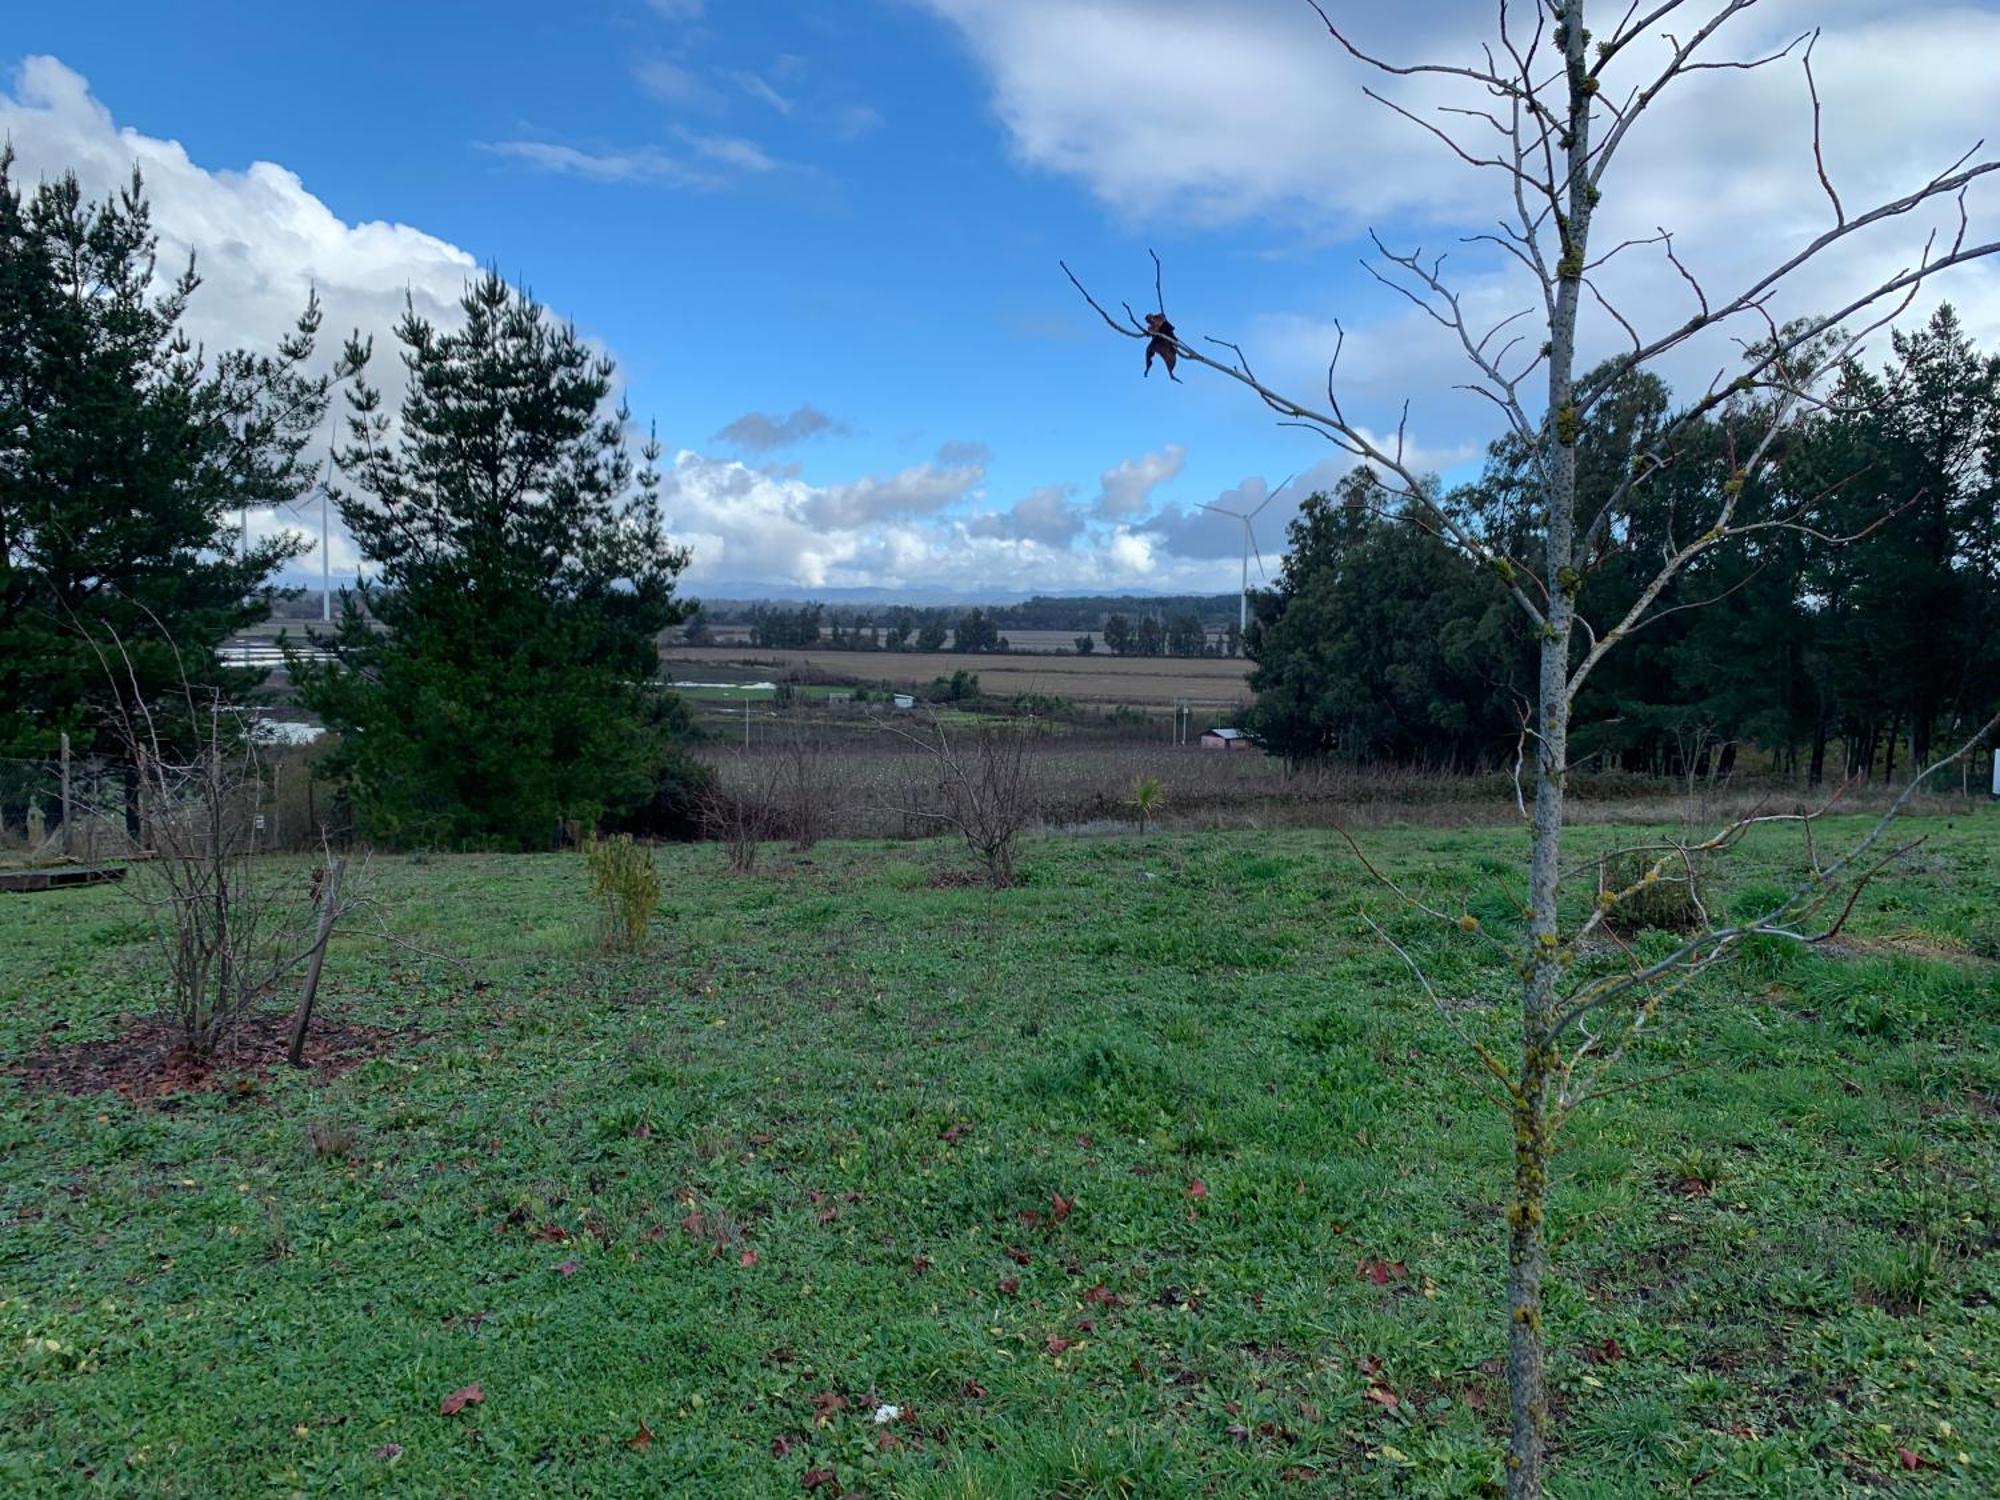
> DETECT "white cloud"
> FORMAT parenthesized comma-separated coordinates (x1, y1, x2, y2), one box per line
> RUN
(730, 71, 796, 116)
(966, 483, 1086, 545)
(479, 131, 785, 188)
(634, 57, 720, 110)
(0, 54, 477, 584)
(1094, 442, 1185, 518)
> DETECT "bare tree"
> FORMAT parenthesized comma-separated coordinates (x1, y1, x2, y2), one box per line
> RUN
(776, 707, 834, 851)
(879, 711, 1040, 886)
(1065, 4, 1997, 1493)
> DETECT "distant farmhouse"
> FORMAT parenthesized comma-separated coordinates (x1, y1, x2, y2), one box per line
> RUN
(1199, 727, 1253, 751)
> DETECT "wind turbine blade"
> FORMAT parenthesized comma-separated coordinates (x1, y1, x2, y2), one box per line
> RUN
(1252, 474, 1294, 518)
(1199, 502, 1240, 519)
(1247, 520, 1266, 579)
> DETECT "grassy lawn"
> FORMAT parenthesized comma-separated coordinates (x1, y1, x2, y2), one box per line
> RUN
(1, 819, 1995, 1496)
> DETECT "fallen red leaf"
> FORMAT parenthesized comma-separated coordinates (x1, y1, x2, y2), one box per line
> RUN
(940, 1123, 969, 1143)
(1358, 1354, 1383, 1376)
(1050, 1192, 1074, 1221)
(911, 1254, 934, 1275)
(628, 1420, 654, 1453)
(817, 1207, 839, 1225)
(1226, 1422, 1250, 1442)
(1006, 1245, 1032, 1266)
(372, 1442, 402, 1461)
(1045, 1335, 1072, 1355)
(1075, 1134, 1093, 1148)
(439, 1384, 484, 1416)
(1185, 1180, 1208, 1200)
(1356, 1258, 1407, 1285)
(739, 1248, 759, 1267)
(1582, 1337, 1623, 1365)
(810, 1391, 847, 1420)
(876, 1430, 901, 1451)
(529, 1223, 569, 1243)
(962, 1378, 989, 1398)
(1082, 1283, 1123, 1308)
(1365, 1386, 1399, 1411)
(802, 1467, 838, 1492)
(997, 1275, 1020, 1296)
(771, 1432, 795, 1458)
(1898, 1447, 1930, 1471)
(555, 1259, 580, 1277)
(1016, 1208, 1043, 1228)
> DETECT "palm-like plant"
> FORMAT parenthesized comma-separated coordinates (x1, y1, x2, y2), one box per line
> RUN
(1128, 773, 1164, 835)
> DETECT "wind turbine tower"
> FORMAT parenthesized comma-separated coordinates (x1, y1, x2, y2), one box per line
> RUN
(1200, 474, 1291, 635)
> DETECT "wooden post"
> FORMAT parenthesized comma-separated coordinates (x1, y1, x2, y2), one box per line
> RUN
(59, 732, 72, 858)
(286, 857, 344, 1067)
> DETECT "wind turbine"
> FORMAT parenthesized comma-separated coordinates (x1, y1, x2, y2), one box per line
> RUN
(1201, 473, 1292, 635)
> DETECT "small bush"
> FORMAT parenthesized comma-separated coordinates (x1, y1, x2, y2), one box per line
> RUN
(305, 1115, 359, 1161)
(584, 833, 661, 952)
(1596, 849, 1707, 932)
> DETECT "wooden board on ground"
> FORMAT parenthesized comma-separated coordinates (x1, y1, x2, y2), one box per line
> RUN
(0, 865, 127, 893)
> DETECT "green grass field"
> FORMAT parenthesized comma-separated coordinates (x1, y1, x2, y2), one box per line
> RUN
(2, 819, 1996, 1496)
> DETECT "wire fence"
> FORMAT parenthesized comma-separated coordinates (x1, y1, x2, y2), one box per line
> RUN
(0, 747, 335, 861)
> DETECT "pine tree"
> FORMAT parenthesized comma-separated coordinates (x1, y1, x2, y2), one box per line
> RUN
(0, 153, 348, 757)
(295, 271, 693, 847)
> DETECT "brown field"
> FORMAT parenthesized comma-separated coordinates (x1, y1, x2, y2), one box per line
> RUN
(660, 642, 1251, 710)
(697, 734, 1977, 842)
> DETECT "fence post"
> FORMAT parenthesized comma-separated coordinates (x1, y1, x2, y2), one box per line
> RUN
(59, 732, 73, 858)
(287, 856, 344, 1067)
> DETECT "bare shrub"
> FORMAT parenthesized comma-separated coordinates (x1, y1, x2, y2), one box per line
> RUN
(118, 691, 355, 1058)
(775, 709, 833, 851)
(583, 833, 660, 952)
(700, 751, 786, 874)
(884, 712, 1040, 886)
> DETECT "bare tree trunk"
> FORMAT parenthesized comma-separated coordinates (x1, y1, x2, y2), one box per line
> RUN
(287, 857, 344, 1067)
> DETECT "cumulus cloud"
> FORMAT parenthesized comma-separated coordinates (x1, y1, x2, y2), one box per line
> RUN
(0, 54, 479, 583)
(1093, 443, 1185, 519)
(965, 483, 1086, 546)
(713, 404, 848, 451)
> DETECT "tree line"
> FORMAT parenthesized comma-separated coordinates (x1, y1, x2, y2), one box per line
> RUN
(1246, 307, 2000, 783)
(683, 600, 1244, 656)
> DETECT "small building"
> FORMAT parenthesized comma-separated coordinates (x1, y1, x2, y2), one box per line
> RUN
(1199, 727, 1253, 751)
(892, 693, 916, 711)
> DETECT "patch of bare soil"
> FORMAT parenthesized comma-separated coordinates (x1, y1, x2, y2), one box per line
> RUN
(7, 1008, 413, 1099)
(1819, 930, 1990, 965)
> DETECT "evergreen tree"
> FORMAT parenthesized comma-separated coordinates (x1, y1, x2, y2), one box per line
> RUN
(1102, 613, 1133, 654)
(0, 155, 349, 757)
(295, 271, 692, 846)
(1247, 471, 1529, 765)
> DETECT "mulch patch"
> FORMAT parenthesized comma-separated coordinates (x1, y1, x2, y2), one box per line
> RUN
(926, 868, 988, 889)
(7, 1008, 414, 1100)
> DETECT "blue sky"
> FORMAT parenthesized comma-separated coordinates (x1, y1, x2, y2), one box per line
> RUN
(5, 1, 1997, 596)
